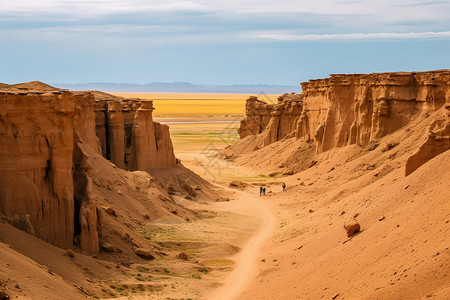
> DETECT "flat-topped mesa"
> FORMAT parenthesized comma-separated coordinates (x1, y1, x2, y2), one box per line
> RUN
(0, 84, 177, 255)
(298, 71, 449, 153)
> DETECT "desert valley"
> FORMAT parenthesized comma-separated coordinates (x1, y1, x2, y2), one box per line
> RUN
(0, 70, 449, 300)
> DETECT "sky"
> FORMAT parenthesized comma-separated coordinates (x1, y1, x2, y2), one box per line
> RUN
(1, 0, 450, 86)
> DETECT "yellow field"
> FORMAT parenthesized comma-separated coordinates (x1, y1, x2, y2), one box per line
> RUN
(113, 93, 279, 117)
(111, 93, 279, 181)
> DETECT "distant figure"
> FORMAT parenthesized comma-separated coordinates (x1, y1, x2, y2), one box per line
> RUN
(263, 187, 266, 196)
(282, 182, 286, 191)
(259, 186, 263, 196)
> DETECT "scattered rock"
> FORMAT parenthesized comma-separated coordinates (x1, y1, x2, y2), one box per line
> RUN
(167, 186, 176, 195)
(379, 215, 385, 221)
(182, 183, 197, 197)
(142, 214, 150, 219)
(185, 195, 193, 200)
(309, 209, 314, 213)
(366, 141, 379, 151)
(135, 248, 155, 260)
(176, 252, 189, 260)
(104, 206, 117, 217)
(344, 220, 361, 237)
(308, 161, 317, 168)
(229, 181, 247, 188)
(66, 249, 75, 257)
(381, 142, 398, 152)
(332, 293, 339, 299)
(282, 170, 295, 176)
(101, 242, 115, 252)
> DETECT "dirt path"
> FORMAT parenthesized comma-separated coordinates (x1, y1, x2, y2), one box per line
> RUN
(205, 188, 276, 300)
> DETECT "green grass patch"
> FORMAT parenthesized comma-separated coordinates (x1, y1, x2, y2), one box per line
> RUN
(203, 258, 235, 267)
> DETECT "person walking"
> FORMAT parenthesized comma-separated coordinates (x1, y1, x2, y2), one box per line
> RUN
(263, 187, 266, 196)
(282, 182, 286, 191)
(260, 186, 263, 196)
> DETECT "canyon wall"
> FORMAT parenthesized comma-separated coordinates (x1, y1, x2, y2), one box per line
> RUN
(0, 84, 177, 254)
(94, 98, 176, 170)
(297, 72, 448, 153)
(238, 93, 303, 146)
(237, 71, 450, 173)
(0, 92, 77, 249)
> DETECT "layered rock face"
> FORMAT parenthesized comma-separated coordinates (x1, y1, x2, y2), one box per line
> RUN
(0, 92, 77, 249)
(238, 93, 303, 146)
(238, 96, 274, 138)
(297, 72, 448, 153)
(94, 98, 176, 170)
(405, 99, 450, 176)
(0, 84, 176, 254)
(239, 72, 449, 153)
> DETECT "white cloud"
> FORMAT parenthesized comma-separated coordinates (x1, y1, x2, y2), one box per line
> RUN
(244, 30, 450, 41)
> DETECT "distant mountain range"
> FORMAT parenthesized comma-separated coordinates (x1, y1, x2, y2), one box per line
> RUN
(53, 82, 300, 94)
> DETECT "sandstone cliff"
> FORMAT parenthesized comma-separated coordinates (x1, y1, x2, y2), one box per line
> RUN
(235, 71, 450, 175)
(0, 83, 177, 255)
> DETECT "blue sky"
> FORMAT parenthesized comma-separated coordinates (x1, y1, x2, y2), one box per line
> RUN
(1, 0, 450, 86)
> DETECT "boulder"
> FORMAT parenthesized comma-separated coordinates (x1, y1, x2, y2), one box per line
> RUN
(66, 249, 75, 257)
(101, 242, 115, 252)
(135, 248, 155, 260)
(104, 207, 117, 217)
(344, 220, 361, 237)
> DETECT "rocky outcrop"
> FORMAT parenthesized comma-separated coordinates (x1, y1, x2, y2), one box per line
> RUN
(0, 83, 177, 254)
(405, 100, 450, 176)
(238, 72, 450, 156)
(94, 98, 176, 170)
(238, 96, 274, 138)
(238, 93, 303, 146)
(262, 98, 303, 146)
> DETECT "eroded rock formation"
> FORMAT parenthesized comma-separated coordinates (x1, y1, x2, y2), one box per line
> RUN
(0, 92, 76, 249)
(405, 99, 450, 176)
(238, 96, 274, 138)
(237, 71, 450, 175)
(298, 72, 448, 153)
(94, 98, 176, 170)
(0, 83, 177, 254)
(239, 71, 449, 153)
(238, 93, 303, 146)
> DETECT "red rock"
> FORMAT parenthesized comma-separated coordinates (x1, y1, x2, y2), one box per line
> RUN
(344, 220, 361, 237)
(135, 248, 155, 260)
(66, 249, 75, 257)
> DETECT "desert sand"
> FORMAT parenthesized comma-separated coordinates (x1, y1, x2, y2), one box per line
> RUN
(1, 73, 449, 300)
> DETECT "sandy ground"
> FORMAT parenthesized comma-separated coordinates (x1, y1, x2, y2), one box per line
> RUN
(2, 95, 449, 299)
(205, 189, 275, 300)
